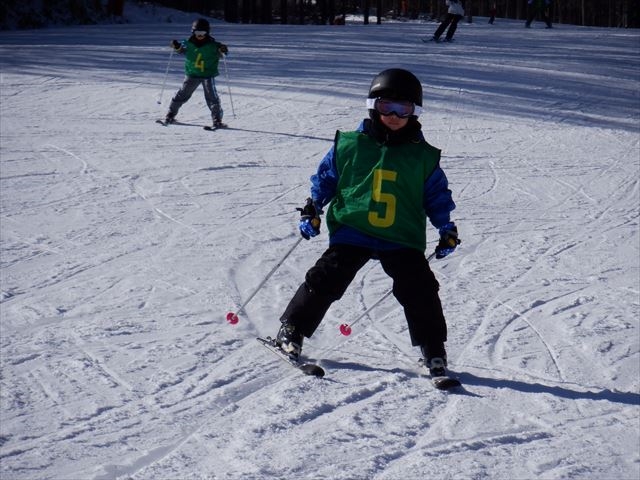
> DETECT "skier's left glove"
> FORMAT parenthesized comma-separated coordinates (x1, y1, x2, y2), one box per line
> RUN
(219, 44, 229, 54)
(435, 222, 461, 259)
(297, 198, 321, 240)
(171, 39, 181, 50)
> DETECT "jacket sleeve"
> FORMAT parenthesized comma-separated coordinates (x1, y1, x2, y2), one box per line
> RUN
(310, 145, 338, 210)
(310, 122, 366, 210)
(423, 167, 456, 229)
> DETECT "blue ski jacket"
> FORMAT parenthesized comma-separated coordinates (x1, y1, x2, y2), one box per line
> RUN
(310, 119, 456, 251)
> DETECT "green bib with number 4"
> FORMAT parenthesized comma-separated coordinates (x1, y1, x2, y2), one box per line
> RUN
(327, 131, 440, 251)
(183, 41, 220, 77)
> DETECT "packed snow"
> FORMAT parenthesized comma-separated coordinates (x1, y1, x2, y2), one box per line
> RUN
(1, 3, 639, 479)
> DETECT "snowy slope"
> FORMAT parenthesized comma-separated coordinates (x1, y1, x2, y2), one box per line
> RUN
(1, 4, 639, 479)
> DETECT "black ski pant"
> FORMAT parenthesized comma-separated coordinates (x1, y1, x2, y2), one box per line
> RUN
(433, 14, 463, 41)
(526, 5, 552, 28)
(280, 244, 447, 349)
(168, 75, 223, 121)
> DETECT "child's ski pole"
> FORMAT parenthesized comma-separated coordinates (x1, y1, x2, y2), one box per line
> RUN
(338, 251, 438, 335)
(226, 237, 304, 324)
(157, 48, 175, 105)
(221, 54, 236, 118)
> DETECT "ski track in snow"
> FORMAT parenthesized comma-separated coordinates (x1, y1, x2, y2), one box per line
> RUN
(1, 6, 639, 480)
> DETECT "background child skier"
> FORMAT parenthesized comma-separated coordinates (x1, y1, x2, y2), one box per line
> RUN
(164, 18, 228, 128)
(275, 68, 461, 377)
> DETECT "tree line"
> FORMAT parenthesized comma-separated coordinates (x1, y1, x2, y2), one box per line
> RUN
(1, 1, 636, 30)
(173, 0, 636, 28)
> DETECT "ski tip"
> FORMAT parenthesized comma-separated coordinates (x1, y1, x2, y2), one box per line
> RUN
(432, 376, 462, 391)
(256, 336, 275, 347)
(300, 363, 325, 378)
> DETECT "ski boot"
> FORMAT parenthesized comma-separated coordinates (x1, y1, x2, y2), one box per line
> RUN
(213, 118, 227, 129)
(421, 345, 448, 377)
(425, 357, 447, 377)
(276, 322, 304, 359)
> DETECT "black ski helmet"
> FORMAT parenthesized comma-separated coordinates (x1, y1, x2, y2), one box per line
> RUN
(368, 68, 423, 107)
(192, 18, 210, 34)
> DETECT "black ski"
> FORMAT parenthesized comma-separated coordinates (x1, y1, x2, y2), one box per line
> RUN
(257, 337, 325, 378)
(421, 37, 454, 44)
(156, 119, 228, 130)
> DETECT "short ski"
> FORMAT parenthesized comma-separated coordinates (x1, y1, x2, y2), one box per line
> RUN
(257, 337, 325, 378)
(155, 119, 223, 129)
(421, 37, 454, 44)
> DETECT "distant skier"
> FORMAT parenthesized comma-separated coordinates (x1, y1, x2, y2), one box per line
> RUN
(488, 2, 497, 24)
(274, 68, 461, 378)
(525, 0, 553, 28)
(429, 0, 465, 42)
(163, 18, 229, 128)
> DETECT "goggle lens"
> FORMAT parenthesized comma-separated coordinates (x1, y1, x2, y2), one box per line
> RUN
(194, 30, 207, 36)
(366, 98, 423, 118)
(376, 98, 415, 118)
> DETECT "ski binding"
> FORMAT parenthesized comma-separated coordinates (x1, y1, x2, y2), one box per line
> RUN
(257, 337, 325, 378)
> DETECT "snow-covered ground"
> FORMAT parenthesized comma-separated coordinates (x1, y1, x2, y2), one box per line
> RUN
(1, 3, 639, 479)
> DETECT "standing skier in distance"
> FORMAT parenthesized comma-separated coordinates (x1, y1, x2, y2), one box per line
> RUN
(525, 0, 553, 28)
(428, 0, 465, 42)
(164, 18, 228, 129)
(275, 68, 460, 377)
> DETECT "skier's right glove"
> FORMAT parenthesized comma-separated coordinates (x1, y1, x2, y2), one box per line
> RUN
(171, 39, 181, 50)
(297, 198, 321, 240)
(435, 222, 461, 259)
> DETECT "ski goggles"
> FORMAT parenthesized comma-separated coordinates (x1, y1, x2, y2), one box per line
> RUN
(366, 97, 423, 118)
(193, 30, 207, 36)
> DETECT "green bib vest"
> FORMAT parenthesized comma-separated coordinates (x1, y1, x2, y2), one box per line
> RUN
(326, 131, 441, 251)
(183, 41, 220, 78)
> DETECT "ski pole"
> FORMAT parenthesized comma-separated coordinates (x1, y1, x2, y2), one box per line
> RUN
(338, 251, 438, 336)
(157, 48, 175, 105)
(226, 237, 304, 324)
(221, 54, 236, 118)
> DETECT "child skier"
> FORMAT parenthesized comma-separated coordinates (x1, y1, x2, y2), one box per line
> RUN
(275, 68, 460, 377)
(163, 18, 228, 128)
